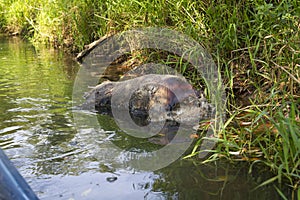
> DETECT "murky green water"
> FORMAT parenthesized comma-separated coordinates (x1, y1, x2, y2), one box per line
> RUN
(0, 36, 283, 199)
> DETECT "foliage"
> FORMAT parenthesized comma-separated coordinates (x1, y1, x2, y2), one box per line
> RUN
(0, 0, 299, 198)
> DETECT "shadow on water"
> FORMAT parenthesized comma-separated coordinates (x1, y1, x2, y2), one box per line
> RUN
(0, 36, 285, 199)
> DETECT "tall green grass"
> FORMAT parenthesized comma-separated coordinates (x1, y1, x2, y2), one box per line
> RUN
(0, 0, 299, 197)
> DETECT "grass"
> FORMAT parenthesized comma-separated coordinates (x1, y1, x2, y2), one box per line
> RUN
(0, 0, 299, 198)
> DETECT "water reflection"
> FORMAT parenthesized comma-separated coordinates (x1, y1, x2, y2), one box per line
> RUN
(0, 36, 78, 177)
(0, 36, 283, 199)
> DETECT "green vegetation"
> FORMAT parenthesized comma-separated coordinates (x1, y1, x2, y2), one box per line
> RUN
(0, 0, 299, 198)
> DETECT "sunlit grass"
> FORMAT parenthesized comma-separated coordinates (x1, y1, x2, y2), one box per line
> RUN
(0, 0, 299, 198)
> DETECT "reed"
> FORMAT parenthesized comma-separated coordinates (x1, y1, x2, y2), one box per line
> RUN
(0, 0, 299, 197)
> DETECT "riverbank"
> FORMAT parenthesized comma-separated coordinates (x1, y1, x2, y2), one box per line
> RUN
(0, 0, 299, 198)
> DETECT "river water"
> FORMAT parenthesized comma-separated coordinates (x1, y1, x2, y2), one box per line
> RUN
(0, 36, 283, 199)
